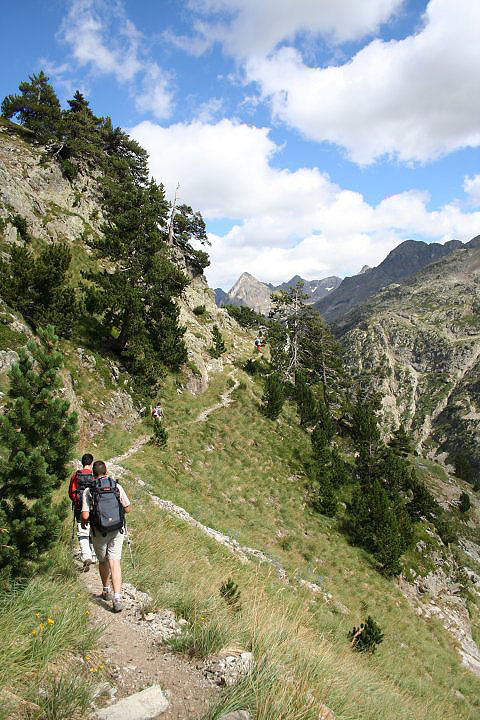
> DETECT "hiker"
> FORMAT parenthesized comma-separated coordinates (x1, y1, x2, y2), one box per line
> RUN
(254, 337, 262, 352)
(69, 453, 96, 572)
(81, 460, 131, 613)
(152, 404, 163, 420)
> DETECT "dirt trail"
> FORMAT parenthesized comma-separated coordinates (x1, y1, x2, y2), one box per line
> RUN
(81, 370, 243, 718)
(81, 570, 216, 719)
(194, 370, 239, 423)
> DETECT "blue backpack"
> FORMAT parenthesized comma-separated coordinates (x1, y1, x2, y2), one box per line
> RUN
(90, 477, 125, 536)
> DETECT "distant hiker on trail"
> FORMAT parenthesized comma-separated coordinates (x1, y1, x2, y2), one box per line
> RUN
(152, 404, 163, 420)
(254, 337, 262, 352)
(69, 453, 96, 572)
(81, 460, 131, 613)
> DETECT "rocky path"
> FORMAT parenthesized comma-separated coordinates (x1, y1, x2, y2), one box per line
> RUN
(194, 371, 239, 423)
(82, 567, 217, 719)
(82, 370, 251, 719)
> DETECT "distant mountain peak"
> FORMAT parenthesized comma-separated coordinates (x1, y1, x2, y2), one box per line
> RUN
(214, 273, 342, 312)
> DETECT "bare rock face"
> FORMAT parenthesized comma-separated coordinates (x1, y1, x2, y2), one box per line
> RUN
(227, 272, 273, 314)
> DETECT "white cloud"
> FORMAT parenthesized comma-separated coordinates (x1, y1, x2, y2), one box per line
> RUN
(244, 0, 480, 163)
(185, 0, 404, 56)
(464, 175, 480, 207)
(130, 119, 480, 288)
(58, 0, 174, 119)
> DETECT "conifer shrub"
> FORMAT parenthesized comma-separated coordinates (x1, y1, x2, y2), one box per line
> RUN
(193, 304, 206, 316)
(309, 476, 338, 517)
(348, 616, 384, 653)
(10, 213, 30, 242)
(459, 491, 471, 513)
(220, 578, 241, 610)
(0, 326, 78, 578)
(152, 420, 168, 447)
(262, 373, 285, 420)
(209, 325, 226, 358)
(61, 159, 77, 182)
(435, 516, 458, 545)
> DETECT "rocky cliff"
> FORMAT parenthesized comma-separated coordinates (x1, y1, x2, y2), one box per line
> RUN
(0, 121, 250, 431)
(341, 241, 480, 472)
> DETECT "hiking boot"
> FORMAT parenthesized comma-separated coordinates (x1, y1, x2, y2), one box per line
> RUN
(112, 597, 123, 613)
(83, 558, 93, 573)
(101, 589, 113, 602)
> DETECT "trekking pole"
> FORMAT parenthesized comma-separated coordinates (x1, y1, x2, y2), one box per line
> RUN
(124, 520, 136, 569)
(70, 513, 75, 549)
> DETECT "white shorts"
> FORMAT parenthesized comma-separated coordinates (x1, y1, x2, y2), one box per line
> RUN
(90, 529, 125, 562)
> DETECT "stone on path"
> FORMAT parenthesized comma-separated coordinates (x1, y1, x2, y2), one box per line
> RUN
(95, 685, 168, 720)
(219, 712, 252, 720)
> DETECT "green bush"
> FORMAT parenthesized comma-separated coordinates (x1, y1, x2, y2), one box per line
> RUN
(61, 159, 77, 181)
(349, 615, 384, 654)
(262, 373, 285, 420)
(459, 491, 471, 513)
(193, 304, 206, 316)
(220, 578, 241, 610)
(209, 325, 226, 358)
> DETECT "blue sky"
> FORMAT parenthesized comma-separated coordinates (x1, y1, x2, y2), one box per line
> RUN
(1, 0, 480, 289)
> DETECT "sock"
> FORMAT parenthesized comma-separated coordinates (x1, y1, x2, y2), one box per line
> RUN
(103, 586, 111, 593)
(114, 592, 122, 600)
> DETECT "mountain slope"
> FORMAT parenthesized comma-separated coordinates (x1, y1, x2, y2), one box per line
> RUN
(341, 242, 480, 473)
(316, 239, 463, 324)
(1, 113, 480, 720)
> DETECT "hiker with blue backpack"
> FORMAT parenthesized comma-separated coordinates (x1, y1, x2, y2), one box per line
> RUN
(81, 460, 131, 613)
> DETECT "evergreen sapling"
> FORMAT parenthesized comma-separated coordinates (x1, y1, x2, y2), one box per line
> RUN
(0, 326, 78, 578)
(209, 325, 226, 358)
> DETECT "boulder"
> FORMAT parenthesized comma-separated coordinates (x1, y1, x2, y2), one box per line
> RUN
(95, 685, 168, 720)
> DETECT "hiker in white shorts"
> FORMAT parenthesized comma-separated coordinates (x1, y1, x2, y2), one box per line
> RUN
(81, 460, 131, 613)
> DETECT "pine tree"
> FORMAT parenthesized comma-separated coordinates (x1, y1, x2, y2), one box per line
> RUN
(210, 325, 226, 358)
(299, 313, 348, 410)
(85, 178, 189, 387)
(1, 71, 61, 142)
(388, 425, 413, 457)
(268, 282, 310, 380)
(294, 370, 317, 427)
(310, 475, 338, 517)
(0, 327, 78, 577)
(347, 480, 405, 576)
(0, 242, 78, 337)
(349, 616, 384, 653)
(262, 373, 285, 420)
(454, 451, 475, 485)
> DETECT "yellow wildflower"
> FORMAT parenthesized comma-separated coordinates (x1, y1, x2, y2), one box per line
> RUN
(98, 663, 104, 670)
(35, 612, 40, 619)
(39, 623, 44, 631)
(89, 668, 95, 673)
(85, 655, 91, 661)
(47, 618, 54, 625)
(32, 629, 37, 636)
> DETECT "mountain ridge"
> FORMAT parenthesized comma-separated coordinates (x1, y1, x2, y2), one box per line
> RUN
(316, 238, 465, 324)
(215, 272, 342, 314)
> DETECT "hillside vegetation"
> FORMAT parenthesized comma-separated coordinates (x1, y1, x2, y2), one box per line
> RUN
(1, 73, 480, 720)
